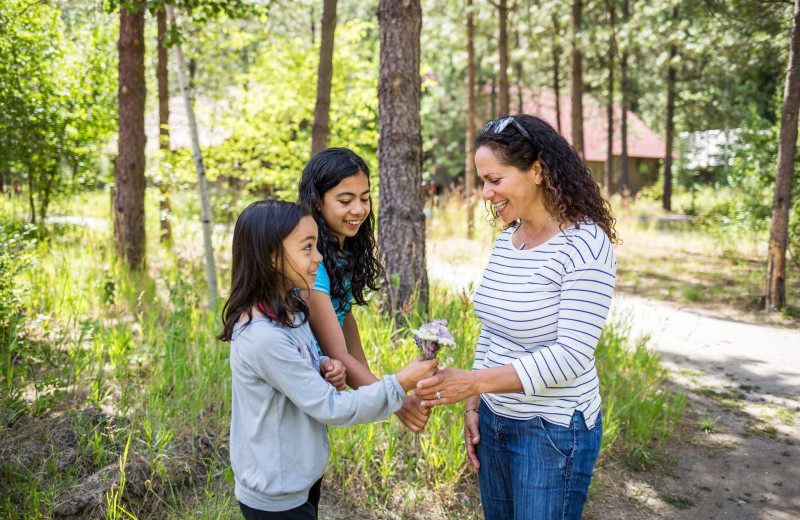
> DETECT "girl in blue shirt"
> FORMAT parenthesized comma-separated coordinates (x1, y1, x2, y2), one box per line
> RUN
(298, 147, 431, 432)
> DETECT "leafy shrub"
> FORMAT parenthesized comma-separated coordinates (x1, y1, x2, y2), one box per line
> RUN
(0, 221, 38, 347)
(701, 120, 800, 260)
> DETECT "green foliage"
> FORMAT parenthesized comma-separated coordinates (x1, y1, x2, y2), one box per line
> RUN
(169, 19, 379, 197)
(0, 221, 38, 349)
(701, 120, 800, 262)
(0, 1, 117, 222)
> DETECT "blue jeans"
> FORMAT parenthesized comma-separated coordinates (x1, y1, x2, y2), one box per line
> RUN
(477, 403, 602, 520)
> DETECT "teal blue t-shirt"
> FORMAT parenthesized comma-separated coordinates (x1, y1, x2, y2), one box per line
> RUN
(313, 261, 353, 326)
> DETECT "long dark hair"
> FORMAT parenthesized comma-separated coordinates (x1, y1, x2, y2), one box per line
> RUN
(475, 114, 619, 244)
(298, 148, 384, 311)
(218, 199, 311, 342)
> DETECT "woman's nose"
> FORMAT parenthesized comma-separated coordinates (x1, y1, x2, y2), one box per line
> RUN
(482, 184, 494, 200)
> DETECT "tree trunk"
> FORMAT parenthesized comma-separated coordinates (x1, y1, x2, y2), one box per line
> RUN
(157, 9, 172, 243)
(27, 164, 36, 223)
(571, 0, 584, 156)
(377, 0, 427, 316)
(765, 0, 800, 311)
(310, 5, 316, 45)
(515, 29, 524, 114)
(167, 5, 219, 307)
(466, 0, 477, 239)
(663, 7, 678, 212)
(115, 4, 147, 270)
(311, 0, 338, 157)
(497, 0, 509, 116)
(188, 57, 196, 100)
(619, 0, 630, 197)
(605, 0, 615, 195)
(491, 76, 497, 118)
(552, 13, 562, 134)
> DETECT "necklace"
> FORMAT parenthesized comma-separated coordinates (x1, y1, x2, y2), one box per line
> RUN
(516, 215, 553, 250)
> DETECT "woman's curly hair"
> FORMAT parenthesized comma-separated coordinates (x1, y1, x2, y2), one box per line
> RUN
(298, 148, 385, 312)
(475, 114, 619, 244)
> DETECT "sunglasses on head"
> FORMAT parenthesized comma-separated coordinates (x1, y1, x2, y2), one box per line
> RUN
(481, 116, 535, 145)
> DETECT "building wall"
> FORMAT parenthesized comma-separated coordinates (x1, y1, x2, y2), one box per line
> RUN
(586, 157, 660, 195)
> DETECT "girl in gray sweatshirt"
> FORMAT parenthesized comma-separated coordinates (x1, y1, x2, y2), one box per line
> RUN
(218, 200, 438, 519)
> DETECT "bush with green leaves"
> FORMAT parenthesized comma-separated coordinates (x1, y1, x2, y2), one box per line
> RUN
(701, 120, 800, 263)
(0, 221, 38, 348)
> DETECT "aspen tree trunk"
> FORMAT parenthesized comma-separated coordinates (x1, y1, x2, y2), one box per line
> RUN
(605, 0, 615, 195)
(619, 0, 630, 197)
(157, 9, 172, 243)
(311, 0, 338, 157)
(497, 0, 510, 116)
(115, 4, 147, 269)
(166, 5, 218, 307)
(765, 0, 800, 311)
(571, 0, 585, 156)
(466, 0, 477, 239)
(663, 7, 678, 212)
(377, 0, 426, 316)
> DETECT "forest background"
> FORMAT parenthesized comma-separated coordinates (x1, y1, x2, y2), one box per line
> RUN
(1, 0, 799, 518)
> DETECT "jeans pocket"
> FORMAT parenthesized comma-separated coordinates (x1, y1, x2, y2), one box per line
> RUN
(536, 416, 575, 460)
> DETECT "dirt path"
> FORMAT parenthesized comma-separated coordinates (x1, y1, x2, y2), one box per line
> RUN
(428, 259, 800, 519)
(602, 295, 800, 519)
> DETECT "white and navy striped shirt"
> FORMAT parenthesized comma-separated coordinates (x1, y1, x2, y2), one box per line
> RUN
(472, 222, 616, 429)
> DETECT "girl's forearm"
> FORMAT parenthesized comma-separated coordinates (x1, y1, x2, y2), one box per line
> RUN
(342, 311, 370, 368)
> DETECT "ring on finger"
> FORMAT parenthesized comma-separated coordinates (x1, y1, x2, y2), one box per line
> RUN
(436, 391, 441, 400)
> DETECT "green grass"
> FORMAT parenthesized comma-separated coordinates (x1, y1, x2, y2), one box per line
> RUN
(1, 187, 686, 518)
(658, 492, 695, 509)
(700, 416, 719, 434)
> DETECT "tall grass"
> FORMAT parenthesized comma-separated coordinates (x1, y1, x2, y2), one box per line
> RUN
(1, 187, 685, 518)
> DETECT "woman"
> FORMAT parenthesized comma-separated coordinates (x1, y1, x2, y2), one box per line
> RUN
(414, 115, 619, 519)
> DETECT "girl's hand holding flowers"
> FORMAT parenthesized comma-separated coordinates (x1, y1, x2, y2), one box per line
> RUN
(396, 356, 440, 392)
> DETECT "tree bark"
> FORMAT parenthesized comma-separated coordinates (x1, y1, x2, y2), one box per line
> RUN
(571, 0, 584, 156)
(497, 0, 510, 116)
(466, 0, 477, 239)
(310, 5, 316, 45)
(605, 0, 615, 195)
(377, 0, 427, 316)
(552, 13, 562, 134)
(167, 5, 219, 307)
(311, 0, 338, 157)
(115, 4, 147, 270)
(663, 6, 678, 212)
(157, 8, 172, 243)
(515, 29, 524, 114)
(765, 0, 800, 311)
(619, 0, 630, 197)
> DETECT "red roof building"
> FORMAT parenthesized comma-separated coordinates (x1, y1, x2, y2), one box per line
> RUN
(516, 89, 667, 194)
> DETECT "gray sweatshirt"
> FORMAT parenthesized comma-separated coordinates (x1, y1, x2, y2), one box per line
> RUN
(229, 317, 405, 512)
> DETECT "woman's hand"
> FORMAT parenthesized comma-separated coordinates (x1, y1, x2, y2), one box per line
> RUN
(464, 396, 481, 473)
(396, 356, 440, 392)
(412, 367, 478, 407)
(321, 358, 347, 391)
(395, 396, 431, 432)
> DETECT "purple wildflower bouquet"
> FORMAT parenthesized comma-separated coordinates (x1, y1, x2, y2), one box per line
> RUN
(411, 319, 456, 360)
